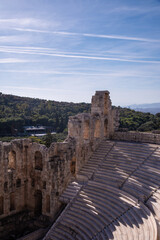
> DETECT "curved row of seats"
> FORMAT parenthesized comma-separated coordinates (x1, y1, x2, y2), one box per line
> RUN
(77, 141, 115, 180)
(43, 140, 160, 240)
(44, 180, 157, 240)
(91, 142, 158, 193)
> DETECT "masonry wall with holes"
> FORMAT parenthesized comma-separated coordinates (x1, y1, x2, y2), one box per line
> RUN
(0, 91, 119, 238)
(0, 138, 76, 238)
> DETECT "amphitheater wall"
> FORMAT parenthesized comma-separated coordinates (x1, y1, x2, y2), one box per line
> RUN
(0, 137, 75, 238)
(113, 131, 160, 144)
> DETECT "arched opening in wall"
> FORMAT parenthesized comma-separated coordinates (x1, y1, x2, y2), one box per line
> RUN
(94, 119, 101, 138)
(4, 182, 8, 192)
(8, 150, 16, 170)
(46, 195, 50, 213)
(104, 92, 108, 115)
(83, 120, 90, 140)
(0, 196, 4, 215)
(70, 156, 76, 175)
(10, 193, 15, 211)
(104, 118, 108, 137)
(34, 190, 42, 216)
(35, 151, 43, 170)
(16, 178, 21, 188)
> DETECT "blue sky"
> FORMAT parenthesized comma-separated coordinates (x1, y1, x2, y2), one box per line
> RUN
(0, 0, 160, 106)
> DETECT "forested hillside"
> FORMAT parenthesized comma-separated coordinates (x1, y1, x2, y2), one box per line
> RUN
(119, 107, 160, 132)
(0, 93, 160, 137)
(0, 93, 90, 136)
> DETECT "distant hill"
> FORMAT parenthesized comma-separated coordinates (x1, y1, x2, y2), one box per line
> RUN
(0, 93, 90, 136)
(118, 107, 160, 132)
(128, 103, 160, 114)
(0, 93, 160, 137)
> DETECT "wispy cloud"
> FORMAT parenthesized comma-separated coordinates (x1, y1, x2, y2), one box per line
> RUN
(13, 28, 160, 43)
(1, 86, 53, 91)
(0, 58, 36, 64)
(0, 35, 32, 43)
(0, 18, 52, 28)
(0, 46, 159, 64)
(110, 5, 160, 14)
(0, 69, 159, 79)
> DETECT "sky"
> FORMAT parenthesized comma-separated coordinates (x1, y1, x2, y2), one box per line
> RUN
(0, 0, 160, 106)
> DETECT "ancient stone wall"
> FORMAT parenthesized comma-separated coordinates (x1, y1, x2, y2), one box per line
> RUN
(0, 90, 118, 238)
(2, 90, 160, 238)
(68, 91, 119, 171)
(0, 137, 76, 238)
(113, 131, 160, 144)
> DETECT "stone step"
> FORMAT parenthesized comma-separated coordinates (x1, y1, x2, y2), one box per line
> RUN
(122, 184, 148, 202)
(61, 218, 89, 240)
(62, 213, 93, 239)
(144, 160, 160, 169)
(113, 146, 155, 155)
(93, 172, 126, 186)
(68, 205, 103, 231)
(115, 141, 156, 149)
(55, 223, 76, 240)
(111, 146, 152, 154)
(60, 181, 82, 203)
(107, 154, 146, 162)
(80, 187, 132, 213)
(43, 140, 158, 240)
(78, 191, 117, 221)
(69, 201, 108, 226)
(87, 181, 138, 205)
(128, 174, 158, 193)
(133, 169, 160, 186)
(96, 167, 129, 177)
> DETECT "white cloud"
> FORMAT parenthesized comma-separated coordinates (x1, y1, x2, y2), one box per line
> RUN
(0, 69, 159, 79)
(0, 58, 39, 64)
(0, 18, 51, 29)
(0, 35, 32, 43)
(13, 28, 160, 43)
(111, 5, 160, 14)
(0, 45, 159, 64)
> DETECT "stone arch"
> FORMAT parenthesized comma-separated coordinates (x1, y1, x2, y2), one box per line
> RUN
(35, 151, 43, 170)
(8, 150, 16, 170)
(4, 182, 8, 192)
(83, 120, 90, 140)
(94, 118, 101, 138)
(16, 178, 21, 188)
(10, 192, 15, 211)
(70, 156, 76, 175)
(104, 118, 108, 137)
(34, 190, 42, 216)
(0, 196, 4, 215)
(46, 195, 50, 213)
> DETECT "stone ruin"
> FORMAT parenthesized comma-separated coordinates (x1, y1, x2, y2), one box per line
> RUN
(0, 91, 118, 239)
(0, 90, 160, 240)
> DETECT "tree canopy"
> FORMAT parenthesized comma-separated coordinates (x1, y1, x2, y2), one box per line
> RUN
(0, 93, 160, 138)
(0, 93, 90, 136)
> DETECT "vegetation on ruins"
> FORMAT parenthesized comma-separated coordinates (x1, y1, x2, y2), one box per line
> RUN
(0, 93, 160, 143)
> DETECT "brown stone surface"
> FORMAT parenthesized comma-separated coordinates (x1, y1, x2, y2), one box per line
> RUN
(0, 90, 118, 239)
(113, 131, 160, 144)
(0, 137, 76, 238)
(1, 90, 160, 239)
